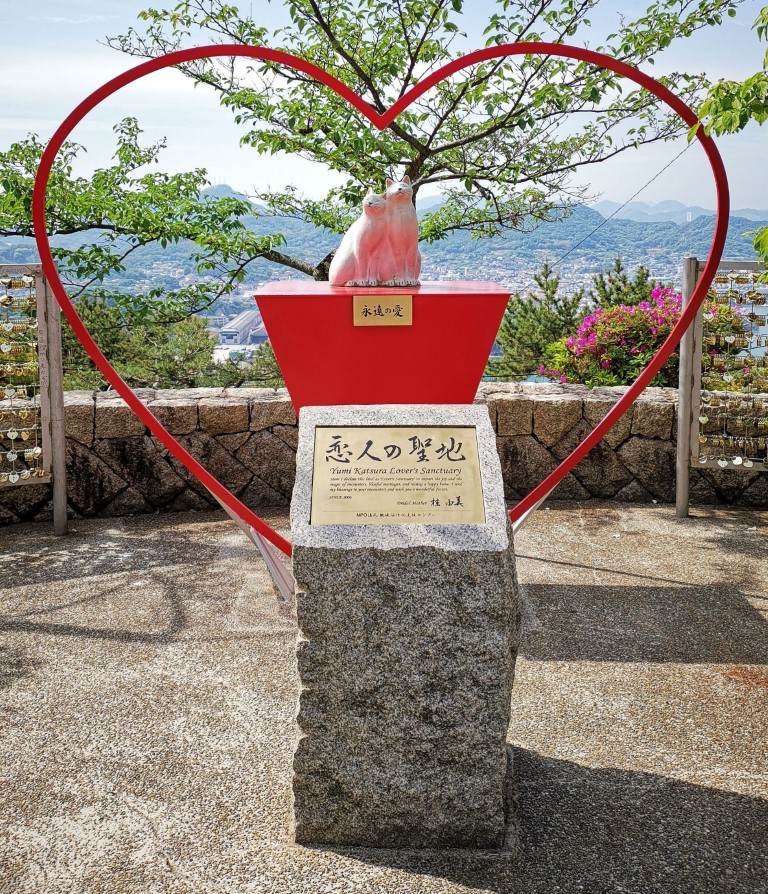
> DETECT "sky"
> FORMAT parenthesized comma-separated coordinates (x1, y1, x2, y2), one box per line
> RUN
(2, 0, 767, 211)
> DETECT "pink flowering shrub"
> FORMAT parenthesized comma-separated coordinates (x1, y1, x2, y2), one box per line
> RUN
(539, 287, 684, 387)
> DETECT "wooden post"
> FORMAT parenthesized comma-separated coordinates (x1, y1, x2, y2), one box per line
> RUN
(688, 264, 705, 477)
(44, 273, 67, 535)
(676, 256, 698, 518)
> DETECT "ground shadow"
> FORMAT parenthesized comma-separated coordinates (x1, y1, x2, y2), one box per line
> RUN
(0, 643, 38, 690)
(0, 575, 189, 644)
(0, 512, 240, 589)
(519, 580, 768, 664)
(322, 749, 767, 894)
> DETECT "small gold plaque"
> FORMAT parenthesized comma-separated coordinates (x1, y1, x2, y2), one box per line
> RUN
(353, 294, 412, 326)
(310, 425, 485, 525)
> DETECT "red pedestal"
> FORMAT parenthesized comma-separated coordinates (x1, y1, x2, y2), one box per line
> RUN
(255, 281, 510, 410)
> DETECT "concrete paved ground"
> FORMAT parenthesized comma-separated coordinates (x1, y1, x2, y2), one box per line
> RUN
(0, 504, 766, 894)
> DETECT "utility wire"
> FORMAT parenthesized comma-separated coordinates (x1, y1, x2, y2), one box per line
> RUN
(551, 140, 696, 268)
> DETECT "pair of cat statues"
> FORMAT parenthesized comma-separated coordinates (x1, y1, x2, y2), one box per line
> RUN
(328, 175, 422, 287)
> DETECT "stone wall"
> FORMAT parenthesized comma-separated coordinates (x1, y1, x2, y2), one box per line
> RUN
(1, 383, 765, 525)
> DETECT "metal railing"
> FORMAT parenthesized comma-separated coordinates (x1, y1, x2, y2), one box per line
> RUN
(676, 257, 767, 517)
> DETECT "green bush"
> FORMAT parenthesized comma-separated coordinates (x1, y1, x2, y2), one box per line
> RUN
(539, 287, 684, 387)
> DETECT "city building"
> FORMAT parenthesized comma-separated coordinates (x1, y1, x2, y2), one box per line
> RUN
(219, 310, 268, 346)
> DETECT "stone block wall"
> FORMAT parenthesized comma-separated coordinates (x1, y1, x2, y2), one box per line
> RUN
(1, 383, 765, 525)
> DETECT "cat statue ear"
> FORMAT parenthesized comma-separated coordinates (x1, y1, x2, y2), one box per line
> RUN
(402, 175, 411, 184)
(385, 178, 393, 188)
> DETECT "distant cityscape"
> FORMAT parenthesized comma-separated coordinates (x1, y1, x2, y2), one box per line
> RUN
(2, 190, 765, 363)
(208, 308, 268, 363)
(187, 192, 767, 362)
(204, 252, 678, 363)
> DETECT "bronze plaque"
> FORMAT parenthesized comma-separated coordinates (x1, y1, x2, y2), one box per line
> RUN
(310, 425, 484, 525)
(353, 294, 412, 326)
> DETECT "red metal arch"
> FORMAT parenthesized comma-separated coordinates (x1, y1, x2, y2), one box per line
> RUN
(32, 43, 729, 553)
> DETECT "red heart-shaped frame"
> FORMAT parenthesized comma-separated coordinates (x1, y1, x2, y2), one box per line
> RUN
(32, 42, 729, 556)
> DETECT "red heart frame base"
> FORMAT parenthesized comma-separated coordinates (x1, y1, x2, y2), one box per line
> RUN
(255, 280, 511, 409)
(32, 42, 729, 557)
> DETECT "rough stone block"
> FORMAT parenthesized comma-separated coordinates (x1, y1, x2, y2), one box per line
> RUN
(0, 503, 18, 523)
(97, 487, 153, 517)
(152, 387, 223, 402)
(198, 398, 249, 435)
(127, 388, 157, 402)
(65, 441, 127, 516)
(518, 382, 567, 395)
(249, 397, 297, 431)
(94, 398, 146, 439)
(169, 488, 215, 512)
(34, 499, 78, 523)
(552, 419, 633, 498)
(0, 483, 52, 521)
(631, 400, 674, 439)
(700, 468, 758, 503)
(291, 405, 520, 848)
(222, 387, 278, 401)
(617, 437, 677, 502)
(216, 431, 251, 453)
(63, 391, 95, 445)
(170, 431, 253, 499)
(588, 385, 630, 399)
(93, 387, 155, 402)
(236, 429, 297, 499)
(147, 399, 198, 434)
(271, 424, 299, 451)
(475, 381, 524, 399)
(95, 436, 186, 506)
(239, 475, 287, 508)
(532, 395, 582, 446)
(495, 395, 533, 436)
(496, 435, 589, 501)
(688, 470, 720, 505)
(737, 474, 768, 506)
(613, 479, 654, 503)
(582, 396, 633, 449)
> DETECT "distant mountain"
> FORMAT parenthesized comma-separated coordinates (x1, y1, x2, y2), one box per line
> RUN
(415, 196, 444, 213)
(416, 205, 765, 274)
(202, 184, 258, 205)
(591, 199, 768, 224)
(1, 190, 764, 310)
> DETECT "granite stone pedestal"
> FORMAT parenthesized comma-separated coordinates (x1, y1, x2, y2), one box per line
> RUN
(290, 405, 521, 849)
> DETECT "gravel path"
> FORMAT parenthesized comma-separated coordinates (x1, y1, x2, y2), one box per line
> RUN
(1, 504, 766, 893)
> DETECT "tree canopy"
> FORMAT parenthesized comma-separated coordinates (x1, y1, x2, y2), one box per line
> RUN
(490, 258, 659, 380)
(0, 118, 289, 322)
(699, 5, 768, 264)
(0, 0, 751, 389)
(107, 0, 745, 279)
(0, 121, 288, 388)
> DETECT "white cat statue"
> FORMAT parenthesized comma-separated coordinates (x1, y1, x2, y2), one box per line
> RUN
(328, 190, 391, 287)
(384, 175, 421, 287)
